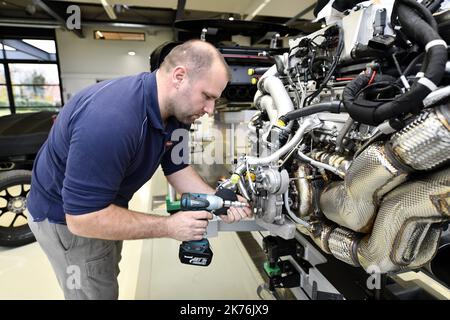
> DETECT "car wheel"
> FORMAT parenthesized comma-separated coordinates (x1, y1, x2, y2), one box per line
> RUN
(0, 170, 35, 247)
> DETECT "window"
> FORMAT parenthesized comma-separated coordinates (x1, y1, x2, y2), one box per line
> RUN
(22, 40, 56, 54)
(0, 43, 15, 60)
(0, 37, 62, 115)
(9, 64, 61, 112)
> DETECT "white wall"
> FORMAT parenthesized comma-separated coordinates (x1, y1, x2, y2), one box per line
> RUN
(55, 26, 173, 101)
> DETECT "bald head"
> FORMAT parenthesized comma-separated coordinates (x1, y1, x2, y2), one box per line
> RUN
(160, 40, 231, 80)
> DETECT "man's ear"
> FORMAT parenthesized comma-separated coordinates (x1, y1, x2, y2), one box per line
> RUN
(172, 66, 187, 88)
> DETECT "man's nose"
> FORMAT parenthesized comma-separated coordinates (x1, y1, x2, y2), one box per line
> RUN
(203, 100, 215, 116)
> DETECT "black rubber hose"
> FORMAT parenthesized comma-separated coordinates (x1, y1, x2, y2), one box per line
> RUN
(373, 3, 447, 122)
(344, 2, 447, 125)
(342, 74, 398, 125)
(394, 52, 426, 87)
(391, 0, 437, 32)
(279, 101, 342, 123)
(399, 0, 438, 31)
(402, 52, 425, 77)
(397, 4, 446, 84)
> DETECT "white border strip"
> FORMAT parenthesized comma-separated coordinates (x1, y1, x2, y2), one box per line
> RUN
(425, 40, 447, 52)
(418, 77, 438, 91)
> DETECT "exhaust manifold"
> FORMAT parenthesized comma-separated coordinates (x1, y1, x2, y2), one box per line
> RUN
(312, 105, 450, 272)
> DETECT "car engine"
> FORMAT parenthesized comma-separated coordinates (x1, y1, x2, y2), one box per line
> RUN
(219, 0, 450, 285)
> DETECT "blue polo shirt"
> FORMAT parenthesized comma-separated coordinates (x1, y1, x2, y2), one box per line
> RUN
(27, 71, 189, 224)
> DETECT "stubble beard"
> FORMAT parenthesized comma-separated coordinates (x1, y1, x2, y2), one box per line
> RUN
(167, 96, 195, 125)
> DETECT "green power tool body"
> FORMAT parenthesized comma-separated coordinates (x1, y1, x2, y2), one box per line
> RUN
(167, 191, 247, 266)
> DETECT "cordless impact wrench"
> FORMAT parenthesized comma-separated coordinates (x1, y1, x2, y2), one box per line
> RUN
(176, 192, 248, 266)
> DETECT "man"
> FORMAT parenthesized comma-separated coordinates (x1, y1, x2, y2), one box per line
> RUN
(26, 40, 252, 300)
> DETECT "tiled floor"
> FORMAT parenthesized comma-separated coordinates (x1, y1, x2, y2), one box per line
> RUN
(0, 180, 265, 300)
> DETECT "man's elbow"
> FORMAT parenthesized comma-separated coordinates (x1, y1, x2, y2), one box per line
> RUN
(65, 213, 93, 237)
(65, 205, 114, 237)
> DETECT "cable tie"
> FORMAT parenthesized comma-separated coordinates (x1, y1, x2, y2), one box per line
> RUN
(425, 39, 447, 52)
(400, 75, 410, 90)
(418, 77, 438, 91)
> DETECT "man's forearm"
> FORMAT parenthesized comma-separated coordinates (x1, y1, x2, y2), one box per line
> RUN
(66, 204, 169, 240)
(166, 165, 215, 194)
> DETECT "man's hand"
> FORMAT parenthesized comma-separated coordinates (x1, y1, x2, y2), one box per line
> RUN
(221, 195, 253, 224)
(167, 210, 213, 241)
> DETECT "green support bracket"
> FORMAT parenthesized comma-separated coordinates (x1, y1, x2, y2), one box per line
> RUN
(264, 261, 281, 277)
(166, 194, 180, 213)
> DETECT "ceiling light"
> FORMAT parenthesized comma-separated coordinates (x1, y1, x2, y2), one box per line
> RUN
(95, 30, 104, 39)
(93, 30, 145, 41)
(114, 4, 123, 14)
(228, 17, 234, 21)
(25, 4, 36, 15)
(128, 51, 136, 56)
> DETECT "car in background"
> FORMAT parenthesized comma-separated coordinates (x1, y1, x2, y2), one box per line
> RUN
(0, 111, 56, 247)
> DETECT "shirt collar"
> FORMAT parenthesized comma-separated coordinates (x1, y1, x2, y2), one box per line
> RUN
(144, 71, 165, 131)
(144, 71, 186, 135)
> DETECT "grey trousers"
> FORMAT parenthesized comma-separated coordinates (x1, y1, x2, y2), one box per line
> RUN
(27, 211, 123, 300)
